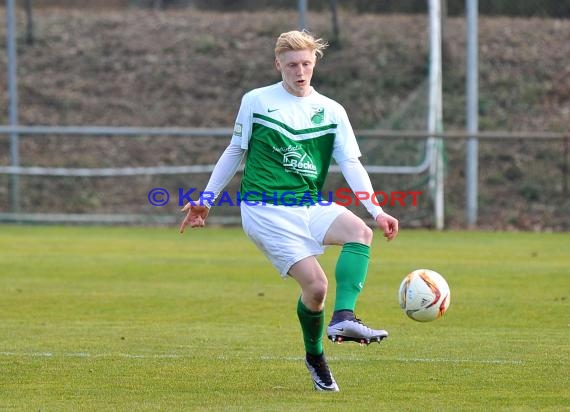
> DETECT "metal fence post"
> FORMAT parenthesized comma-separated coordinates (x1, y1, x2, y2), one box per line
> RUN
(466, 0, 479, 228)
(298, 0, 307, 30)
(427, 0, 445, 230)
(6, 0, 20, 213)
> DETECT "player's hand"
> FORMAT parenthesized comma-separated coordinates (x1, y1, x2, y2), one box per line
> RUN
(179, 203, 210, 233)
(375, 211, 399, 241)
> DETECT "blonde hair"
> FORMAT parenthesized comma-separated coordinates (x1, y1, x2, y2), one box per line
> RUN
(274, 30, 328, 60)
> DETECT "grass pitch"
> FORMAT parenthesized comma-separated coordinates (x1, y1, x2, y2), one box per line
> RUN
(0, 225, 568, 411)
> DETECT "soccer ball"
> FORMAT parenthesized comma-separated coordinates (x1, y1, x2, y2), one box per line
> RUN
(398, 269, 450, 322)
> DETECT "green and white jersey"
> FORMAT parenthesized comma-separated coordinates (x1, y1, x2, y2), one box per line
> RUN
(231, 82, 361, 204)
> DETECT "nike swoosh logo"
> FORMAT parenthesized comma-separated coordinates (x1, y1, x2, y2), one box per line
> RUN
(267, 108, 279, 113)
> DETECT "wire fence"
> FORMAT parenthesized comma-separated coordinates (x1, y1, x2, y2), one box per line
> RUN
(0, 127, 567, 230)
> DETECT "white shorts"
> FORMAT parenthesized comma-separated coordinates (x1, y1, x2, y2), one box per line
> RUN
(241, 202, 347, 278)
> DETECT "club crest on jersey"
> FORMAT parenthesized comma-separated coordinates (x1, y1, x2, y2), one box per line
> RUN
(310, 107, 325, 125)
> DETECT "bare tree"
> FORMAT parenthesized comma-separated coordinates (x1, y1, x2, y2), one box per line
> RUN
(329, 0, 340, 47)
(25, 0, 34, 45)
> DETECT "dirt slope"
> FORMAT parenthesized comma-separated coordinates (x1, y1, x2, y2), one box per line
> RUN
(0, 10, 568, 229)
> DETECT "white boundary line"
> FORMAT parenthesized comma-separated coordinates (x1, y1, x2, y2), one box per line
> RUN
(0, 351, 182, 359)
(261, 355, 524, 365)
(0, 351, 524, 365)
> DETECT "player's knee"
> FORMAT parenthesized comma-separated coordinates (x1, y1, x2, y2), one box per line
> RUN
(351, 222, 373, 245)
(308, 276, 328, 305)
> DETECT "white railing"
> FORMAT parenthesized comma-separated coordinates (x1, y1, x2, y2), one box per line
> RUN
(0, 125, 566, 226)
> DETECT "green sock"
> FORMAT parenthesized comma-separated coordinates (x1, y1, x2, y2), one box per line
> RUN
(296, 297, 324, 356)
(334, 242, 371, 312)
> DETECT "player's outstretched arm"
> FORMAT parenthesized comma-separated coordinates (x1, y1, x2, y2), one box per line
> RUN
(337, 157, 400, 241)
(375, 211, 399, 241)
(179, 204, 209, 233)
(178, 142, 245, 234)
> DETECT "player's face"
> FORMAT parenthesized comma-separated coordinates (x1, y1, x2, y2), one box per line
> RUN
(275, 49, 316, 97)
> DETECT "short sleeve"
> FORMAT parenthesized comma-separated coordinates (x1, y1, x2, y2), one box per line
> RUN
(331, 105, 361, 163)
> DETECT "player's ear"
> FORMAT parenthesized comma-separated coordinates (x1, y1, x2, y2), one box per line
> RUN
(274, 57, 281, 72)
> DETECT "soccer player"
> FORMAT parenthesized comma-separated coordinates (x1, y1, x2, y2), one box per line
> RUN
(180, 30, 399, 392)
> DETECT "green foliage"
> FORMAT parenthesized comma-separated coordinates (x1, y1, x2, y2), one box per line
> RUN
(0, 226, 568, 410)
(519, 182, 541, 201)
